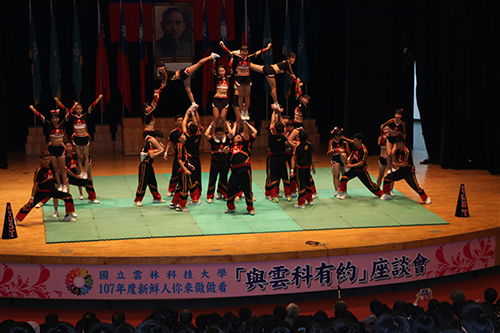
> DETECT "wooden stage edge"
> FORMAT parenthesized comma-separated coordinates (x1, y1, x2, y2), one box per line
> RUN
(1, 146, 500, 266)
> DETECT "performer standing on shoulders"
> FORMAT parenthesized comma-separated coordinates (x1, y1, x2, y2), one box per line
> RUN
(211, 61, 230, 127)
(220, 42, 272, 120)
(30, 105, 70, 193)
(54, 95, 102, 179)
(142, 69, 168, 150)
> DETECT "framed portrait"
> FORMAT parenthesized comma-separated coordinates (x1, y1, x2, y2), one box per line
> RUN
(152, 2, 194, 79)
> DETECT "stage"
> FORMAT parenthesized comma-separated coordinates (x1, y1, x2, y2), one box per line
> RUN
(1, 146, 499, 300)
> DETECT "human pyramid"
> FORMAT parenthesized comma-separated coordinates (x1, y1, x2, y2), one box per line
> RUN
(14, 44, 430, 224)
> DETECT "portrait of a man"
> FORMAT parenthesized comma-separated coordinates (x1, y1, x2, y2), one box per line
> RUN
(154, 4, 193, 58)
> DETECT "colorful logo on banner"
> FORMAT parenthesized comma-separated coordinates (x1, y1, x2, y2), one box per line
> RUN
(65, 268, 93, 296)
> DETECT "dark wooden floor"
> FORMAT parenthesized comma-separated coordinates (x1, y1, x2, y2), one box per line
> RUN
(1, 145, 499, 265)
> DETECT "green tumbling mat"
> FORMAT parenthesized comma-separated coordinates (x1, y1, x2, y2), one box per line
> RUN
(43, 168, 448, 243)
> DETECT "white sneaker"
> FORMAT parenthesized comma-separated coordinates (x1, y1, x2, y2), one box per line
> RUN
(339, 193, 348, 200)
(312, 193, 319, 199)
(79, 194, 84, 200)
(189, 103, 199, 110)
(215, 193, 222, 200)
(176, 206, 189, 212)
(88, 199, 100, 204)
(169, 203, 177, 209)
(334, 190, 339, 197)
(211, 52, 220, 60)
(380, 194, 392, 201)
(152, 199, 166, 203)
(35, 203, 41, 208)
(336, 192, 341, 199)
(294, 204, 305, 209)
(52, 211, 59, 218)
(425, 196, 432, 204)
(63, 215, 76, 222)
(58, 184, 63, 191)
(62, 185, 69, 193)
(71, 212, 78, 218)
(386, 168, 392, 175)
(81, 173, 88, 180)
(134, 201, 143, 207)
(225, 209, 236, 214)
(207, 198, 213, 203)
(306, 201, 314, 206)
(249, 210, 255, 215)
(390, 190, 395, 197)
(166, 192, 173, 197)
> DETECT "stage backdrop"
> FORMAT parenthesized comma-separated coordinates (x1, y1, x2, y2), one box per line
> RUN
(0, 236, 494, 299)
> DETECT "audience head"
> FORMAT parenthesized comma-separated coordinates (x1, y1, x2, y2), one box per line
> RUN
(285, 303, 300, 319)
(46, 322, 78, 333)
(483, 287, 497, 304)
(460, 303, 495, 333)
(134, 320, 170, 333)
(179, 310, 193, 325)
(374, 314, 413, 333)
(111, 313, 126, 327)
(334, 301, 348, 318)
(238, 308, 252, 323)
(413, 314, 437, 333)
(450, 290, 466, 303)
(272, 306, 286, 322)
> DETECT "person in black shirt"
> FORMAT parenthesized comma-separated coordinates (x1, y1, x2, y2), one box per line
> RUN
(290, 131, 315, 209)
(205, 121, 229, 203)
(225, 121, 257, 215)
(380, 135, 431, 204)
(134, 131, 166, 207)
(15, 150, 76, 223)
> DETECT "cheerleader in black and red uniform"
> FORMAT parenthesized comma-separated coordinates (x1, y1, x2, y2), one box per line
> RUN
(219, 42, 272, 120)
(380, 108, 406, 173)
(15, 150, 76, 224)
(54, 95, 102, 180)
(30, 105, 70, 193)
(249, 52, 303, 111)
(327, 128, 351, 198)
(157, 53, 219, 108)
(211, 61, 230, 127)
(142, 70, 168, 152)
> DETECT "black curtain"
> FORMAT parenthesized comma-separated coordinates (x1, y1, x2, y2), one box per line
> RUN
(1, 0, 499, 174)
(412, 1, 500, 173)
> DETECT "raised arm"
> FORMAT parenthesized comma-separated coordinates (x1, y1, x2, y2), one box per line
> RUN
(29, 105, 46, 122)
(219, 41, 233, 56)
(88, 94, 103, 113)
(54, 97, 70, 113)
(245, 121, 258, 139)
(252, 43, 272, 58)
(270, 109, 281, 128)
(205, 120, 215, 140)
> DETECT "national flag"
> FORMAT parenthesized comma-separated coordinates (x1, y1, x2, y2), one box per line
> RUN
(29, 0, 42, 106)
(282, 0, 292, 98)
(218, 1, 230, 70)
(138, 0, 147, 105)
(262, 0, 273, 95)
(201, 1, 214, 110)
(117, 0, 132, 112)
(241, 0, 250, 48)
(96, 0, 110, 112)
(72, 0, 82, 101)
(49, 1, 61, 100)
(297, 0, 309, 85)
